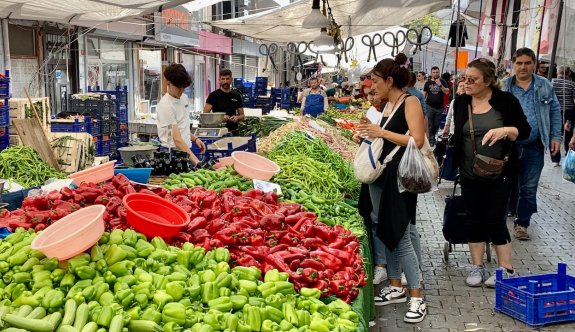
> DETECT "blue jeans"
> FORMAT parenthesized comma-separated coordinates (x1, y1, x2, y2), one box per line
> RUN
(369, 184, 387, 266)
(515, 144, 545, 228)
(385, 224, 421, 289)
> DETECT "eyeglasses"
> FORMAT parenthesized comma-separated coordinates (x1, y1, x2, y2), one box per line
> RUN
(460, 76, 479, 84)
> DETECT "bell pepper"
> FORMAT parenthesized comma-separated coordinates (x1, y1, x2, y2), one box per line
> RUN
(327, 299, 351, 315)
(208, 296, 233, 312)
(135, 239, 155, 258)
(91, 245, 104, 262)
(222, 312, 239, 330)
(153, 290, 174, 310)
(215, 273, 233, 289)
(219, 287, 232, 297)
(142, 307, 162, 324)
(274, 281, 295, 296)
(214, 261, 231, 277)
(340, 311, 359, 324)
(42, 289, 65, 311)
(115, 289, 135, 307)
(201, 282, 218, 304)
(167, 272, 187, 282)
(135, 293, 148, 308)
(82, 285, 96, 301)
(166, 281, 186, 301)
(186, 285, 201, 300)
(301, 268, 319, 283)
(75, 266, 96, 280)
(117, 274, 137, 286)
(243, 304, 262, 331)
(103, 271, 117, 284)
(249, 297, 266, 308)
(98, 292, 115, 306)
(13, 291, 40, 307)
(122, 229, 138, 247)
(95, 305, 114, 327)
(126, 306, 141, 321)
(105, 244, 128, 265)
(261, 319, 281, 332)
(214, 247, 230, 262)
(164, 321, 183, 332)
(263, 306, 284, 323)
(228, 294, 248, 311)
(108, 260, 134, 277)
(282, 303, 298, 326)
(155, 266, 172, 276)
(119, 245, 138, 259)
(202, 310, 222, 330)
(336, 318, 357, 331)
(109, 229, 124, 245)
(232, 266, 261, 281)
(296, 310, 311, 327)
(151, 237, 168, 250)
(257, 282, 277, 298)
(152, 273, 167, 290)
(299, 287, 321, 299)
(8, 250, 29, 267)
(51, 268, 66, 284)
(162, 302, 187, 325)
(264, 294, 285, 310)
(12, 272, 31, 284)
(173, 265, 191, 276)
(200, 270, 216, 283)
(177, 251, 192, 269)
(279, 320, 293, 331)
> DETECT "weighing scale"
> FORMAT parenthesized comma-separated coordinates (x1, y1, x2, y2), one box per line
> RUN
(191, 123, 229, 139)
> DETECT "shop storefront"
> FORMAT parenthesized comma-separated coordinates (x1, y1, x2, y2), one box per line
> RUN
(230, 39, 261, 82)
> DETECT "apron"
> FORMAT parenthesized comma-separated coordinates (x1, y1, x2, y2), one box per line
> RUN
(304, 93, 325, 117)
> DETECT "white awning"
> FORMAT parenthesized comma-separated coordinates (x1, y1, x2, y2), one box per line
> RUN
(0, 0, 191, 26)
(210, 0, 450, 42)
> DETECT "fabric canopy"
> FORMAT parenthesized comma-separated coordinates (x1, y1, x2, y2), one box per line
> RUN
(210, 0, 451, 42)
(0, 0, 190, 26)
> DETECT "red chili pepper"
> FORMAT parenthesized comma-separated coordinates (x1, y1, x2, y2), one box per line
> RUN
(275, 251, 306, 262)
(221, 188, 242, 196)
(312, 280, 330, 296)
(170, 188, 189, 197)
(285, 212, 315, 224)
(328, 236, 347, 249)
(279, 234, 301, 246)
(209, 238, 224, 248)
(302, 238, 324, 249)
(289, 259, 301, 271)
(124, 185, 136, 194)
(117, 206, 128, 220)
(34, 223, 47, 232)
(243, 189, 265, 200)
(112, 174, 130, 187)
(232, 217, 259, 229)
(310, 251, 342, 270)
(262, 192, 278, 205)
(329, 279, 348, 296)
(259, 214, 285, 230)
(186, 216, 208, 233)
(0, 209, 10, 218)
(192, 229, 210, 242)
(250, 234, 264, 246)
(207, 218, 226, 234)
(300, 259, 325, 271)
(269, 244, 289, 254)
(237, 254, 260, 269)
(240, 246, 270, 260)
(61, 187, 74, 199)
(47, 191, 62, 201)
(301, 268, 319, 283)
(94, 195, 110, 205)
(320, 246, 353, 263)
(266, 253, 302, 280)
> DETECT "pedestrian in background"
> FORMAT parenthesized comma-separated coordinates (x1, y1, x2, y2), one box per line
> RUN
(502, 48, 562, 241)
(424, 66, 450, 146)
(451, 58, 531, 287)
(552, 66, 575, 157)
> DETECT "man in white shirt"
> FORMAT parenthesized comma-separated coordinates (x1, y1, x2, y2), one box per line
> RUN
(156, 64, 206, 165)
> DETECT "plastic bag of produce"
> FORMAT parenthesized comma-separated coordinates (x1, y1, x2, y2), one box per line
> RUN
(397, 137, 436, 193)
(562, 150, 575, 184)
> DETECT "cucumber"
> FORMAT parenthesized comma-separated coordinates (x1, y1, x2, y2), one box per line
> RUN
(44, 312, 63, 328)
(61, 299, 78, 326)
(72, 303, 89, 330)
(26, 307, 47, 320)
(57, 325, 79, 332)
(108, 315, 124, 332)
(80, 322, 98, 332)
(2, 314, 55, 332)
(15, 305, 33, 317)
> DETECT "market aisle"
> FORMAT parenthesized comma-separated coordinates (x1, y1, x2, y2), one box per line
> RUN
(371, 160, 575, 332)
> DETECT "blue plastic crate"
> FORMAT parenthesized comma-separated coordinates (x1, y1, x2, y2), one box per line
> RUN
(117, 108, 128, 123)
(88, 86, 128, 106)
(95, 139, 110, 156)
(255, 77, 268, 83)
(0, 105, 8, 127)
(0, 186, 39, 211)
(50, 119, 93, 133)
(234, 78, 244, 88)
(0, 126, 7, 137)
(495, 262, 575, 327)
(205, 134, 256, 160)
(191, 137, 221, 156)
(0, 72, 9, 99)
(70, 95, 114, 120)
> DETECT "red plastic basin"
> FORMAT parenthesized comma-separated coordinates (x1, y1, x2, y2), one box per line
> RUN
(123, 193, 190, 238)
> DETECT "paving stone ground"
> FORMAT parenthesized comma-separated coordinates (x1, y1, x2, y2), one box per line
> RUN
(369, 159, 575, 332)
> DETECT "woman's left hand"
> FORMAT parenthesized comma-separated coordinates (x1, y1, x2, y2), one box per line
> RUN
(482, 127, 507, 146)
(357, 123, 384, 138)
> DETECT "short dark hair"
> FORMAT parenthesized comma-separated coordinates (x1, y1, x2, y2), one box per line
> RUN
(418, 71, 426, 76)
(164, 64, 191, 88)
(512, 47, 536, 63)
(309, 77, 319, 82)
(371, 53, 410, 90)
(431, 66, 440, 71)
(220, 68, 232, 77)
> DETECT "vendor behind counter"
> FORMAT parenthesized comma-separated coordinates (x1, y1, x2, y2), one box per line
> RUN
(203, 69, 245, 136)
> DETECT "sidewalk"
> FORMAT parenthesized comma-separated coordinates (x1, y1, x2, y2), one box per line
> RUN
(370, 160, 575, 332)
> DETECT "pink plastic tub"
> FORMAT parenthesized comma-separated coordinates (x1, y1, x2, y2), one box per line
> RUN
(123, 193, 190, 238)
(69, 160, 116, 185)
(231, 151, 280, 180)
(31, 205, 105, 261)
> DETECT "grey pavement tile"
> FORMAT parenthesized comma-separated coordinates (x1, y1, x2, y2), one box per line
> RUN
(370, 161, 575, 331)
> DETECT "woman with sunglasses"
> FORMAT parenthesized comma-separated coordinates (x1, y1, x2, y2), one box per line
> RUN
(451, 58, 531, 288)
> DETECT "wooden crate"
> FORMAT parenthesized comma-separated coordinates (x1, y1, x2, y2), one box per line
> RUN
(8, 135, 22, 146)
(9, 97, 51, 129)
(49, 132, 95, 173)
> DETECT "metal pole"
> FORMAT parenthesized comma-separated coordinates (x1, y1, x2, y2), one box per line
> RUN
(441, 3, 456, 73)
(547, 0, 564, 80)
(455, 0, 461, 76)
(535, 1, 547, 63)
(475, 0, 484, 58)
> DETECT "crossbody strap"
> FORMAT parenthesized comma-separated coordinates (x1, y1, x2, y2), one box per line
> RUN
(379, 94, 410, 129)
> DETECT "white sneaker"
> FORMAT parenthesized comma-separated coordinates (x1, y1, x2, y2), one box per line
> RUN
(404, 297, 427, 323)
(375, 286, 407, 306)
(401, 272, 407, 286)
(484, 269, 518, 288)
(373, 266, 388, 285)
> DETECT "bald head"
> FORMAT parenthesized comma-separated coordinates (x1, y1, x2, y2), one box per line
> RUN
(558, 66, 571, 78)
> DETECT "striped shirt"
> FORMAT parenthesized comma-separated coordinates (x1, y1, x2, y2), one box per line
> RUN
(552, 78, 575, 114)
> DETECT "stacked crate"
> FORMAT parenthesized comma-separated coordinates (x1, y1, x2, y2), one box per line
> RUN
(87, 86, 130, 156)
(69, 94, 115, 156)
(241, 82, 254, 108)
(0, 71, 10, 150)
(271, 88, 291, 109)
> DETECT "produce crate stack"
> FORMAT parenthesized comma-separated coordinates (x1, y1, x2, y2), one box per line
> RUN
(233, 77, 244, 90)
(241, 82, 254, 108)
(290, 87, 301, 109)
(88, 86, 129, 150)
(255, 77, 268, 96)
(0, 70, 10, 151)
(271, 88, 291, 109)
(69, 94, 116, 157)
(254, 96, 273, 114)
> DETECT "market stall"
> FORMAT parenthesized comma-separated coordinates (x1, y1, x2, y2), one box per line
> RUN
(0, 109, 376, 331)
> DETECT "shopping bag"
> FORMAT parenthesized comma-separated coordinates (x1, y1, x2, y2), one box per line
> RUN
(562, 150, 575, 184)
(353, 137, 402, 184)
(398, 137, 437, 193)
(442, 177, 469, 244)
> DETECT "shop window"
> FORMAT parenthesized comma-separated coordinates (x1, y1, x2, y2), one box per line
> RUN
(87, 37, 100, 57)
(8, 24, 36, 57)
(100, 40, 126, 61)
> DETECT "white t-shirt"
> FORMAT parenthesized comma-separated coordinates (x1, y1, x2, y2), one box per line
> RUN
(156, 93, 191, 148)
(366, 106, 383, 125)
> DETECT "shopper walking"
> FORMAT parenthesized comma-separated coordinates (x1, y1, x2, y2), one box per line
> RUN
(443, 79, 466, 136)
(502, 48, 562, 241)
(407, 72, 426, 116)
(357, 53, 427, 323)
(552, 66, 575, 156)
(415, 71, 426, 92)
(424, 66, 450, 145)
(156, 64, 206, 165)
(451, 58, 531, 287)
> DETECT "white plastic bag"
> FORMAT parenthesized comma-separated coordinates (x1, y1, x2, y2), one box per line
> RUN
(562, 150, 575, 184)
(398, 137, 436, 193)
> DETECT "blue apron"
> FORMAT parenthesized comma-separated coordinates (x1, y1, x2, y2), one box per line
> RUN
(304, 93, 325, 117)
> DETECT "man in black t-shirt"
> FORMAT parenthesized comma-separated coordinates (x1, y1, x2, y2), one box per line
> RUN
(424, 66, 449, 145)
(203, 69, 245, 135)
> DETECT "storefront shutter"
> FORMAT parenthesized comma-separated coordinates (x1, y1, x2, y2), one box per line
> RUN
(230, 55, 244, 79)
(244, 56, 258, 81)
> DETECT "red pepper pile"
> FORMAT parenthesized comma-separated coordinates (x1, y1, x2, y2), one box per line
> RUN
(0, 174, 365, 302)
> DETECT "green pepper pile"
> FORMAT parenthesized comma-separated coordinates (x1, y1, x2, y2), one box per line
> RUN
(0, 228, 360, 332)
(238, 117, 292, 138)
(162, 168, 252, 192)
(268, 131, 360, 200)
(0, 146, 66, 189)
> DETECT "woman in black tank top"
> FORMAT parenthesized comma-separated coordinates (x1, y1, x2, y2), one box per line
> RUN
(357, 53, 428, 324)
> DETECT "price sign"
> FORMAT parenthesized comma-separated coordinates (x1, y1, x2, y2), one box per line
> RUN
(252, 179, 282, 195)
(309, 120, 326, 133)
